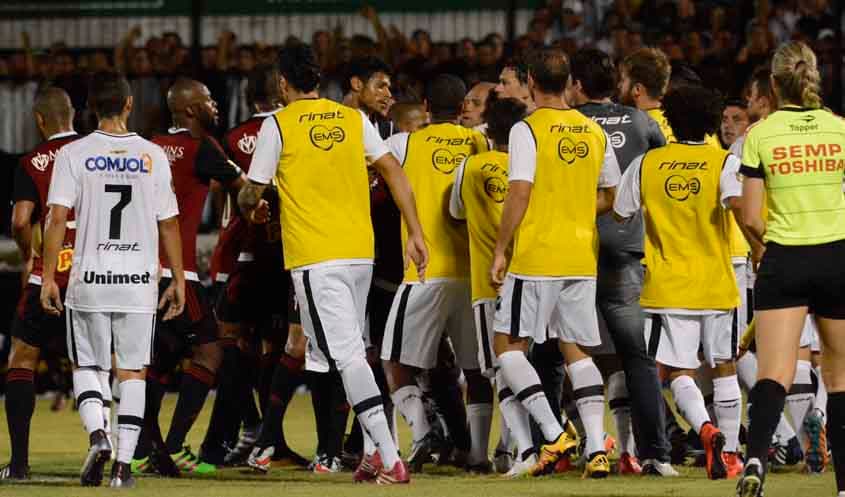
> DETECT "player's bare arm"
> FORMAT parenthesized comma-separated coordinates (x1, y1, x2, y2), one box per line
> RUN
(158, 215, 186, 321)
(726, 195, 766, 269)
(739, 177, 766, 249)
(237, 180, 270, 224)
(596, 186, 616, 215)
(11, 199, 36, 282)
(490, 180, 531, 288)
(371, 152, 429, 282)
(40, 204, 68, 316)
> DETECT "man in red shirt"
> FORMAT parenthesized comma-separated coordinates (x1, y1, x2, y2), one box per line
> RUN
(134, 78, 245, 475)
(2, 87, 81, 480)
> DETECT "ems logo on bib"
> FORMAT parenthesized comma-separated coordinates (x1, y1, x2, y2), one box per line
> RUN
(309, 125, 346, 151)
(557, 137, 589, 164)
(484, 176, 507, 203)
(664, 175, 701, 201)
(431, 148, 466, 174)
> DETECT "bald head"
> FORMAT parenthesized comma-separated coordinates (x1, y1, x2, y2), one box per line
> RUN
(460, 82, 495, 128)
(167, 78, 218, 131)
(34, 87, 74, 127)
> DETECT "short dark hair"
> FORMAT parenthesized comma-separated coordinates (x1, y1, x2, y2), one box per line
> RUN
(427, 74, 467, 118)
(724, 97, 747, 109)
(621, 48, 671, 99)
(277, 43, 321, 93)
(571, 48, 616, 100)
(342, 56, 392, 94)
(663, 85, 723, 142)
(88, 71, 131, 118)
(246, 64, 279, 108)
(529, 49, 570, 95)
(501, 58, 529, 84)
(484, 97, 526, 147)
(669, 62, 703, 89)
(748, 65, 775, 102)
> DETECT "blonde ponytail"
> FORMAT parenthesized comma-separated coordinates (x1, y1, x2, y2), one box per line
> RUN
(771, 41, 823, 109)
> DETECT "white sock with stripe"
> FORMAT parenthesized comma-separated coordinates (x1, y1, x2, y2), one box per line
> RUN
(73, 368, 105, 435)
(787, 360, 815, 443)
(341, 358, 400, 468)
(568, 358, 606, 456)
(116, 379, 145, 464)
(392, 385, 431, 445)
(498, 351, 564, 442)
(670, 375, 711, 434)
(496, 370, 534, 461)
(713, 374, 742, 452)
(607, 370, 635, 455)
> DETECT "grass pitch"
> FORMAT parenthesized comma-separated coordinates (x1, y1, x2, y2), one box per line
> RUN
(0, 393, 835, 497)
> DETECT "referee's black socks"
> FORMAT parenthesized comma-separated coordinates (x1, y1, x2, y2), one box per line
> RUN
(746, 379, 787, 469)
(827, 391, 845, 493)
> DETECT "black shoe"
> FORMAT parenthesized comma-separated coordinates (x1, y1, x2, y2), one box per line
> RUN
(408, 433, 436, 472)
(736, 458, 764, 497)
(668, 426, 688, 465)
(0, 463, 30, 480)
(81, 429, 112, 486)
(149, 441, 180, 477)
(109, 461, 136, 488)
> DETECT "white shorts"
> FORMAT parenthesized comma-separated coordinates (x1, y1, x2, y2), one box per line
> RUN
(800, 315, 821, 352)
(493, 275, 600, 347)
(66, 309, 155, 370)
(645, 312, 735, 370)
(473, 299, 497, 377)
(381, 279, 478, 370)
(292, 264, 371, 373)
(734, 259, 753, 343)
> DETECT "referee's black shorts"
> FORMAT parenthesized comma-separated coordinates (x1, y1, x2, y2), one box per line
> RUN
(754, 239, 845, 319)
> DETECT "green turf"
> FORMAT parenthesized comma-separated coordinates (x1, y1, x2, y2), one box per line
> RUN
(0, 394, 836, 497)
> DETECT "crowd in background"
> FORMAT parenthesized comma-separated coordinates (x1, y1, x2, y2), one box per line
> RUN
(0, 0, 841, 152)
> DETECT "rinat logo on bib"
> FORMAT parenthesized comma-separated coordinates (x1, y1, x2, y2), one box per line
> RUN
(432, 149, 466, 173)
(664, 175, 701, 201)
(309, 125, 346, 151)
(237, 133, 257, 154)
(83, 270, 151, 285)
(484, 176, 508, 203)
(85, 154, 152, 174)
(558, 138, 589, 164)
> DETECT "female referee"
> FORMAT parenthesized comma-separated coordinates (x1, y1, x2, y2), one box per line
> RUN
(736, 41, 845, 497)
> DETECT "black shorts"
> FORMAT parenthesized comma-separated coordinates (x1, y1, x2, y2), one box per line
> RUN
(754, 240, 845, 319)
(365, 283, 397, 349)
(215, 262, 292, 340)
(157, 278, 218, 347)
(11, 283, 67, 352)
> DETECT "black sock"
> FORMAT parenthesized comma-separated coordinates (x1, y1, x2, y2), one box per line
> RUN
(257, 351, 279, 415)
(827, 391, 845, 492)
(6, 368, 35, 469)
(309, 371, 331, 456)
(431, 364, 471, 452)
(256, 353, 303, 448)
(200, 344, 240, 462)
(135, 371, 169, 459)
(747, 379, 787, 467)
(242, 385, 261, 429)
(345, 418, 364, 454)
(165, 364, 215, 454)
(327, 371, 349, 460)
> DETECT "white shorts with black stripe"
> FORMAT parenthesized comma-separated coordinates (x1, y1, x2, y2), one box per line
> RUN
(800, 314, 821, 352)
(66, 308, 155, 370)
(734, 259, 753, 347)
(493, 274, 600, 347)
(291, 263, 372, 373)
(473, 299, 497, 377)
(380, 279, 479, 370)
(644, 311, 735, 370)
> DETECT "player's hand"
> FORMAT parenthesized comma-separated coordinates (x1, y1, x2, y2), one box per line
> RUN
(249, 199, 270, 224)
(490, 251, 507, 289)
(751, 244, 766, 272)
(404, 232, 428, 283)
(40, 279, 63, 316)
(158, 279, 185, 321)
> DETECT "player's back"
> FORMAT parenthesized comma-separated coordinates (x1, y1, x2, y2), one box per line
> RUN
(512, 108, 607, 277)
(639, 142, 737, 310)
(459, 149, 508, 302)
(17, 132, 80, 287)
(400, 122, 488, 281)
(56, 130, 172, 313)
(578, 102, 662, 255)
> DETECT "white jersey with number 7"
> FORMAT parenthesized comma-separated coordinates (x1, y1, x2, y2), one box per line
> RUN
(47, 130, 179, 313)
